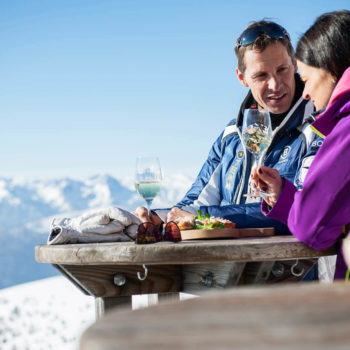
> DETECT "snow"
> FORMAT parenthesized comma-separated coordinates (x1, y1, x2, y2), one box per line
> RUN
(0, 172, 196, 348)
(0, 173, 194, 231)
(36, 183, 71, 211)
(0, 276, 95, 350)
(85, 182, 112, 209)
(0, 180, 10, 202)
(0, 276, 197, 350)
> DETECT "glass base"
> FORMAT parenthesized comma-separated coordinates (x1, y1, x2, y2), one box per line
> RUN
(243, 191, 271, 198)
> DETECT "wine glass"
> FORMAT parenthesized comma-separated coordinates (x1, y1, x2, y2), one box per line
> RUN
(242, 108, 272, 198)
(135, 157, 163, 213)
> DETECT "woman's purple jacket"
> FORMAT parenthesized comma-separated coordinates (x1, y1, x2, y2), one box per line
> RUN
(262, 67, 350, 279)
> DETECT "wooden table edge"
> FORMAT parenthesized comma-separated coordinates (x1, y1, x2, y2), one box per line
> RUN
(35, 236, 338, 265)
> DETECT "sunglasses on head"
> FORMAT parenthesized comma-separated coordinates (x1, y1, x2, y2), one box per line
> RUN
(135, 221, 181, 244)
(235, 23, 289, 50)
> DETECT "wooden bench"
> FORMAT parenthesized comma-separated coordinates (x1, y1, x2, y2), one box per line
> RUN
(79, 281, 350, 350)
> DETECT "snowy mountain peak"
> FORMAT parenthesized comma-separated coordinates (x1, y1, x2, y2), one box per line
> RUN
(0, 173, 194, 289)
(0, 173, 193, 229)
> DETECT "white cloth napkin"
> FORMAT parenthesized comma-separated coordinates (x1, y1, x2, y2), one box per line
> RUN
(48, 207, 142, 244)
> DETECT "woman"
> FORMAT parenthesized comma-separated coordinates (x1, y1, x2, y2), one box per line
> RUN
(252, 10, 350, 279)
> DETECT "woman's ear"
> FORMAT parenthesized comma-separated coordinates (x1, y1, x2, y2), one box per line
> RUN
(236, 67, 249, 87)
(293, 59, 298, 74)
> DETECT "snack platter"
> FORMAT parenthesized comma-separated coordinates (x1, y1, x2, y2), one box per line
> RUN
(180, 227, 275, 240)
(176, 212, 275, 241)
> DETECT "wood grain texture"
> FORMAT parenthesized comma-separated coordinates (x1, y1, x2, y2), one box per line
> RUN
(80, 282, 350, 350)
(58, 264, 181, 297)
(182, 262, 246, 293)
(182, 259, 317, 293)
(35, 236, 337, 265)
(239, 261, 275, 284)
(95, 296, 131, 320)
(264, 259, 317, 284)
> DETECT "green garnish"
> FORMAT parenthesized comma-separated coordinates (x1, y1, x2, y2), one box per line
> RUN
(194, 210, 225, 230)
(195, 209, 210, 220)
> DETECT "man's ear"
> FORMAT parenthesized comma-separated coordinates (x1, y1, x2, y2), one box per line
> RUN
(236, 67, 249, 87)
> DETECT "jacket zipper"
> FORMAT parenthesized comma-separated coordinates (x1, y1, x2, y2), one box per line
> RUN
(236, 127, 248, 203)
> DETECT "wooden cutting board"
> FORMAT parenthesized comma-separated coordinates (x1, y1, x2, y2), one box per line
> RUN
(180, 227, 275, 240)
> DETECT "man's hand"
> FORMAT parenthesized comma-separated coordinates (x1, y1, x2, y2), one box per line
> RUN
(131, 206, 163, 227)
(167, 207, 195, 222)
(252, 166, 283, 207)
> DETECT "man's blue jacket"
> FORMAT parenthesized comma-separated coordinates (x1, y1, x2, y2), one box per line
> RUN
(176, 76, 321, 234)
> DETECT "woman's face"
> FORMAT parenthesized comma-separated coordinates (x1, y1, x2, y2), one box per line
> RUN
(297, 60, 336, 111)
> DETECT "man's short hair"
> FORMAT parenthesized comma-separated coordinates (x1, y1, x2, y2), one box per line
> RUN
(234, 20, 295, 74)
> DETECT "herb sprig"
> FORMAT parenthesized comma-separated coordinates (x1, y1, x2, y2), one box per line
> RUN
(194, 210, 225, 230)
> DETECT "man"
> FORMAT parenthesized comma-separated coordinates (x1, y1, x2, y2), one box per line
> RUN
(134, 20, 319, 234)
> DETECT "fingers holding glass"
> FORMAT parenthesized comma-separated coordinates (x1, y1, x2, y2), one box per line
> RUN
(252, 166, 284, 205)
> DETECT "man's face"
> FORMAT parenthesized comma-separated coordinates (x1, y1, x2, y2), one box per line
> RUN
(236, 42, 297, 114)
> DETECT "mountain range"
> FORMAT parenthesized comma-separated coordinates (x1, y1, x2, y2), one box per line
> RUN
(0, 173, 193, 289)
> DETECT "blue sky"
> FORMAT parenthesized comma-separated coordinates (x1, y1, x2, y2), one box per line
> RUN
(0, 0, 348, 180)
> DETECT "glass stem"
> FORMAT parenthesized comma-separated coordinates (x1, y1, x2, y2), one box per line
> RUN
(254, 155, 262, 193)
(253, 154, 260, 168)
(145, 199, 153, 216)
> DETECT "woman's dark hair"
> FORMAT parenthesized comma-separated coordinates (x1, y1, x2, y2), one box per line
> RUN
(296, 10, 350, 81)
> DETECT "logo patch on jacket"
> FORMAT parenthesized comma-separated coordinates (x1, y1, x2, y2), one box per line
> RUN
(237, 151, 244, 158)
(277, 145, 291, 164)
(281, 146, 291, 159)
(311, 139, 323, 151)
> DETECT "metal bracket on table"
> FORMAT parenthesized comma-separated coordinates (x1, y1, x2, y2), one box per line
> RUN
(200, 271, 215, 288)
(137, 264, 148, 281)
(113, 274, 127, 287)
(291, 259, 305, 277)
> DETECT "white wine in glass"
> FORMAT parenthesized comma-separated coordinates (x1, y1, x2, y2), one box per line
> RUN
(242, 108, 272, 197)
(134, 157, 162, 212)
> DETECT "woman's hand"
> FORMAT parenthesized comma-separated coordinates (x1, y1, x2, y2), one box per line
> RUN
(252, 166, 283, 207)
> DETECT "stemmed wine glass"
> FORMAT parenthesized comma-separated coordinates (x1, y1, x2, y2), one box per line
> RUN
(242, 108, 272, 198)
(134, 157, 163, 213)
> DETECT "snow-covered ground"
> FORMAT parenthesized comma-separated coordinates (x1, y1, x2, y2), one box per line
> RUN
(0, 173, 195, 349)
(0, 276, 95, 350)
(0, 276, 190, 350)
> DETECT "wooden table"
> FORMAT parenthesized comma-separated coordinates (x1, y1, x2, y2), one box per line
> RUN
(35, 236, 337, 318)
(79, 281, 350, 350)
